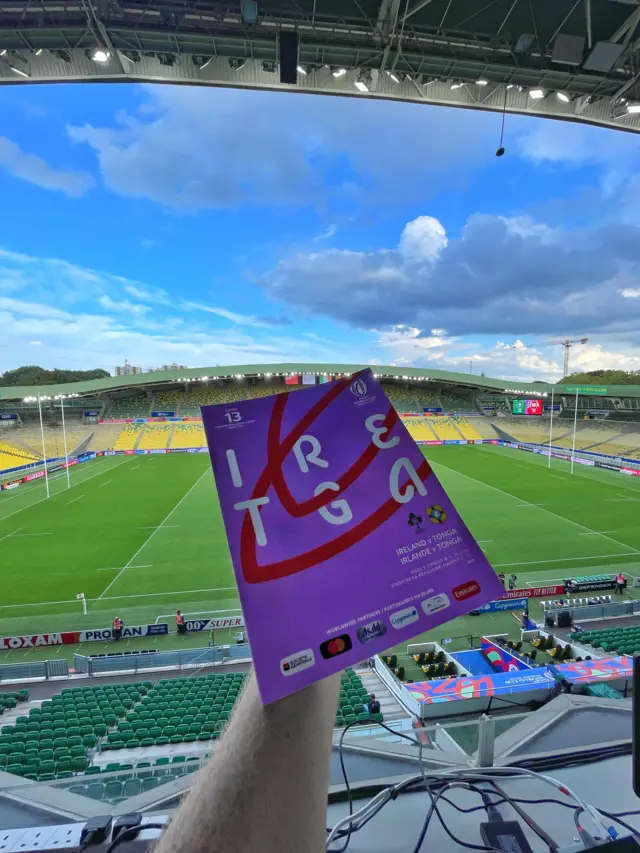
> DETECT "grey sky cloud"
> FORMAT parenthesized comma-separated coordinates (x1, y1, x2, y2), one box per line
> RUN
(259, 213, 640, 341)
(66, 86, 498, 211)
(0, 136, 94, 197)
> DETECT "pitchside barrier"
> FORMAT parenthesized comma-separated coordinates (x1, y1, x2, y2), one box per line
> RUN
(73, 643, 251, 676)
(543, 599, 640, 623)
(2, 436, 639, 485)
(0, 660, 69, 682)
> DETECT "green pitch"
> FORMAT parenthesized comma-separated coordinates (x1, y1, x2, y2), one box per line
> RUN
(0, 445, 639, 663)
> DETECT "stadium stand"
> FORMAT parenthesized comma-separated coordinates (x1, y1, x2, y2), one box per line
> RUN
(573, 627, 640, 656)
(180, 387, 224, 416)
(499, 417, 557, 445)
(106, 395, 149, 419)
(461, 417, 500, 439)
(103, 673, 246, 752)
(0, 440, 39, 472)
(452, 417, 482, 440)
(404, 418, 436, 442)
(137, 423, 172, 451)
(225, 384, 251, 403)
(385, 386, 439, 412)
(113, 424, 144, 451)
(0, 675, 248, 781)
(430, 418, 463, 441)
(335, 669, 381, 727)
(440, 393, 474, 412)
(170, 423, 206, 448)
(154, 391, 182, 411)
(87, 424, 127, 452)
(249, 383, 289, 398)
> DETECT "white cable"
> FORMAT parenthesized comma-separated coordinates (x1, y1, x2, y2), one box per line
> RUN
(326, 788, 392, 848)
(326, 765, 611, 850)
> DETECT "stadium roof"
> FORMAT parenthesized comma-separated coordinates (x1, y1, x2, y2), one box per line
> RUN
(0, 0, 639, 134)
(1, 362, 640, 400)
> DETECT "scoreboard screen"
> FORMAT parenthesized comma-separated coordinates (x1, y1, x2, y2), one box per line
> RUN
(511, 399, 543, 416)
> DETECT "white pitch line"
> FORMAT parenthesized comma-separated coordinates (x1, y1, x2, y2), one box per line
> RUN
(98, 468, 209, 600)
(515, 503, 548, 507)
(12, 532, 54, 537)
(97, 585, 237, 603)
(139, 525, 180, 530)
(495, 552, 638, 569)
(0, 527, 22, 543)
(578, 531, 619, 536)
(96, 564, 153, 572)
(99, 480, 112, 488)
(477, 540, 494, 544)
(606, 498, 634, 503)
(66, 495, 83, 505)
(0, 458, 128, 524)
(432, 460, 638, 553)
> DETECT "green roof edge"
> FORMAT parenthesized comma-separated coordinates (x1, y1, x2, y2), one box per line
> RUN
(0, 363, 639, 400)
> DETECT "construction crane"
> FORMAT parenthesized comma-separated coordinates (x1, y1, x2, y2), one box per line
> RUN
(505, 337, 588, 378)
(550, 338, 589, 378)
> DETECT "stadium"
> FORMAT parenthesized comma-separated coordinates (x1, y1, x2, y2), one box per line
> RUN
(3, 0, 640, 845)
(1, 363, 640, 833)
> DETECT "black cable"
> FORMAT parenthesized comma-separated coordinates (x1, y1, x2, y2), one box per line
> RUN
(104, 823, 165, 853)
(488, 779, 558, 852)
(328, 718, 428, 853)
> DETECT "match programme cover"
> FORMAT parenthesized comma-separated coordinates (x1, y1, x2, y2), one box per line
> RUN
(202, 369, 503, 704)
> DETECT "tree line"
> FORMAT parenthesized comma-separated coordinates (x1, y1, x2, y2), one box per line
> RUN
(560, 369, 640, 386)
(0, 365, 110, 387)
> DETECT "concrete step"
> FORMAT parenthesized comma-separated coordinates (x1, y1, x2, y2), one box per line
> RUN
(356, 669, 412, 722)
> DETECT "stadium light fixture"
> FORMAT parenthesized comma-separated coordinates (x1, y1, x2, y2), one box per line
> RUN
(91, 48, 110, 63)
(450, 82, 464, 90)
(332, 67, 347, 78)
(9, 64, 30, 77)
(556, 92, 570, 103)
(297, 65, 307, 75)
(35, 49, 43, 56)
(529, 89, 545, 99)
(0, 49, 6, 56)
(627, 104, 640, 114)
(386, 70, 399, 83)
(354, 79, 369, 93)
(476, 79, 489, 86)
(506, 84, 514, 89)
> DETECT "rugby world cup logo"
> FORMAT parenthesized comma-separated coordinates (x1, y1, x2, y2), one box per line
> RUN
(350, 378, 368, 398)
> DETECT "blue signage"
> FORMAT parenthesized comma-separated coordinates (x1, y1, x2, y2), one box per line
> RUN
(475, 597, 528, 614)
(152, 411, 175, 418)
(423, 407, 443, 413)
(0, 413, 17, 420)
(83, 410, 100, 417)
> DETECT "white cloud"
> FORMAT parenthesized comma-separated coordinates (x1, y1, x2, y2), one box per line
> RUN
(399, 216, 448, 262)
(0, 136, 94, 197)
(0, 245, 356, 373)
(67, 86, 500, 211)
(183, 302, 265, 327)
(99, 294, 150, 316)
(620, 288, 640, 298)
(313, 225, 337, 242)
(259, 212, 640, 342)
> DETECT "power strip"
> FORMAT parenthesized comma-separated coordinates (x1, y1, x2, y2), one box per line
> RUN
(0, 817, 169, 853)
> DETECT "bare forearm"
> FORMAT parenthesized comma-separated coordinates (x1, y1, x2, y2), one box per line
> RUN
(156, 672, 340, 853)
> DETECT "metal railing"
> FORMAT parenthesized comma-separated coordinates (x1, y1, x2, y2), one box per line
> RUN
(74, 644, 251, 676)
(0, 660, 68, 682)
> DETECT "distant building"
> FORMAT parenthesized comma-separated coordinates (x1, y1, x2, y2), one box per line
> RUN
(115, 362, 142, 376)
(147, 363, 188, 373)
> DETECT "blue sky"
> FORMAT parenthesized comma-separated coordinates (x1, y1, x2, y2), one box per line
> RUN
(1, 82, 640, 381)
